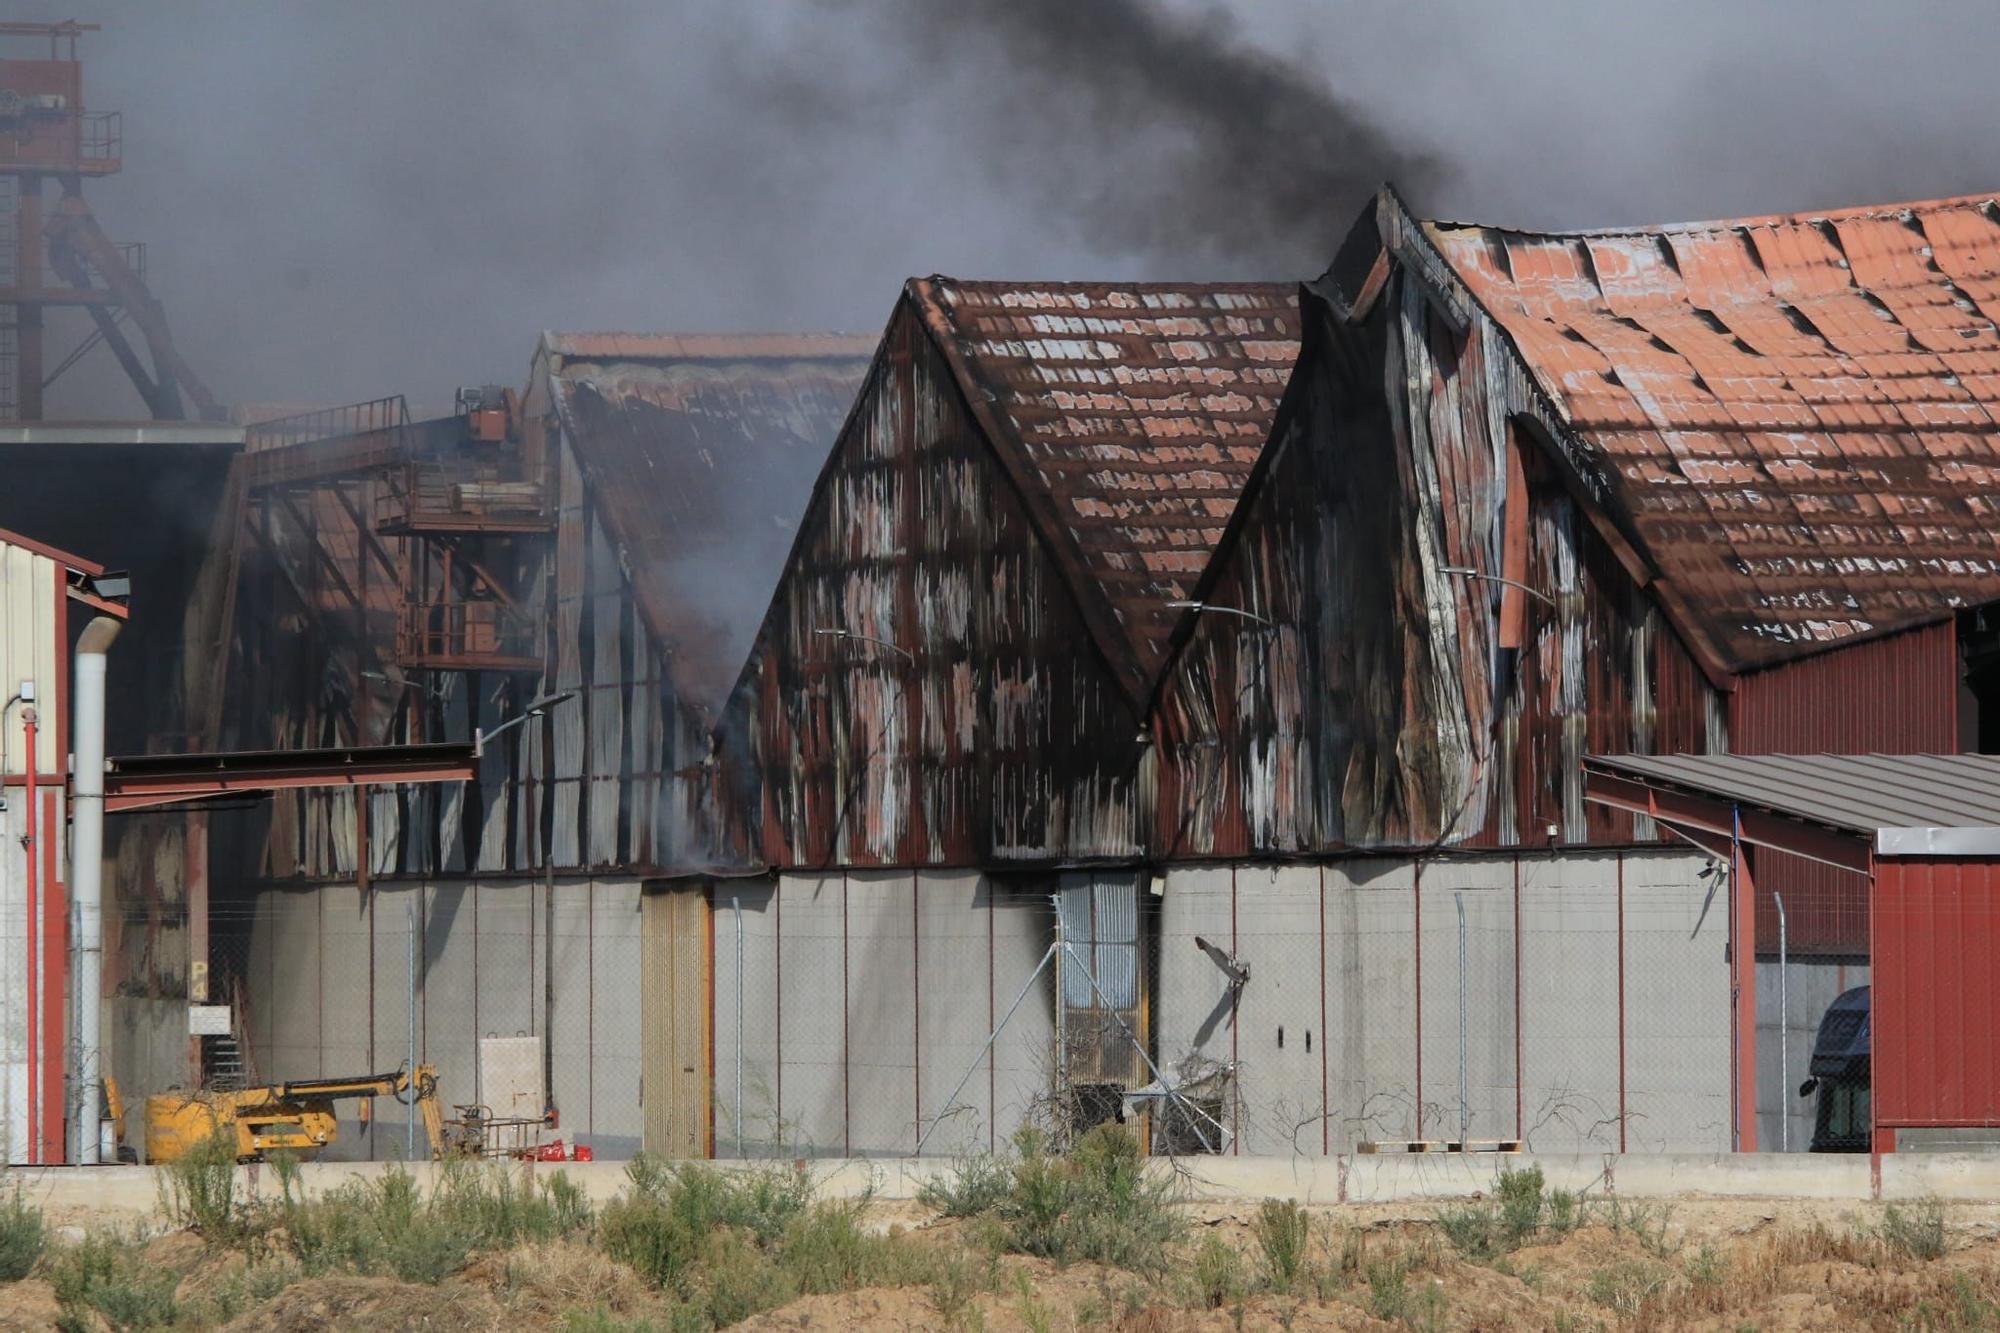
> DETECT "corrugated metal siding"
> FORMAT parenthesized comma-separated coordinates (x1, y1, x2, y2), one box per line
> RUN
(1730, 620, 1957, 754)
(0, 542, 59, 773)
(721, 304, 1152, 868)
(1732, 620, 1958, 953)
(1155, 274, 1718, 856)
(227, 420, 718, 881)
(1873, 858, 2000, 1132)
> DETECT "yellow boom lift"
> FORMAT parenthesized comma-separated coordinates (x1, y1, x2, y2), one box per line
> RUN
(144, 1064, 451, 1164)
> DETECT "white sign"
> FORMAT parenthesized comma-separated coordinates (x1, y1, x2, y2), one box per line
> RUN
(187, 1005, 232, 1037)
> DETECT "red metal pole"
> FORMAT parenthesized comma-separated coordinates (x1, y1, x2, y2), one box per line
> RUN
(21, 708, 36, 1163)
(1513, 854, 1522, 1142)
(1319, 864, 1329, 1156)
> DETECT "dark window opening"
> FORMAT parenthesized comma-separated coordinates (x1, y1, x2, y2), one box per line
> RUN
(1958, 607, 2000, 752)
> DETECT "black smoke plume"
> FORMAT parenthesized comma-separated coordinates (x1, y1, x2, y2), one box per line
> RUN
(839, 0, 1441, 270)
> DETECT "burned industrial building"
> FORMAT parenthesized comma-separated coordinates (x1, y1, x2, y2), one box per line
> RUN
(7, 13, 2000, 1202)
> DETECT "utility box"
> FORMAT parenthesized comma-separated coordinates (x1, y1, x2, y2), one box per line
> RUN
(478, 1035, 543, 1122)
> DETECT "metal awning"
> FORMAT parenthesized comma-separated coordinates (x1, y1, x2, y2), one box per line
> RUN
(104, 742, 475, 812)
(1582, 753, 2000, 865)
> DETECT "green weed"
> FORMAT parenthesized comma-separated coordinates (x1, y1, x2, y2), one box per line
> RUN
(1253, 1198, 1310, 1292)
(0, 1181, 45, 1280)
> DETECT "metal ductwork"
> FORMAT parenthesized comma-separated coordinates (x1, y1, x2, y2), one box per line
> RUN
(70, 615, 118, 1164)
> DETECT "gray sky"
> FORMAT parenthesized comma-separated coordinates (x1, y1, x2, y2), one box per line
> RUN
(17, 0, 2000, 415)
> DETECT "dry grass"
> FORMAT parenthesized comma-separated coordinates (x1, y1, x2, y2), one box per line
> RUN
(9, 1168, 2000, 1330)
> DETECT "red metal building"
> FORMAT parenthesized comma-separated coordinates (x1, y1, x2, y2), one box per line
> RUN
(1585, 752, 2000, 1153)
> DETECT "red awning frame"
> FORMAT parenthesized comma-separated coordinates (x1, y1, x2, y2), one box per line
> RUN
(103, 741, 475, 813)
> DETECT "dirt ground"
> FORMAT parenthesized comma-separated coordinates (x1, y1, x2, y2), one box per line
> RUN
(5, 1195, 1998, 1329)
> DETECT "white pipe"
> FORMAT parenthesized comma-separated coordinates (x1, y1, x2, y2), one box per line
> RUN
(71, 616, 118, 1165)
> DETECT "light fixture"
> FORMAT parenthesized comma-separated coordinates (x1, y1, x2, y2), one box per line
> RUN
(810, 628, 914, 663)
(1439, 566, 1557, 608)
(474, 689, 578, 756)
(1165, 599, 1273, 626)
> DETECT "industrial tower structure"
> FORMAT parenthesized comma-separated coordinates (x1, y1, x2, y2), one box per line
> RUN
(0, 20, 216, 420)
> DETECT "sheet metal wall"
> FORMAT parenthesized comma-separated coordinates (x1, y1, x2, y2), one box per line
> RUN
(1152, 848, 1728, 1156)
(1872, 857, 2000, 1136)
(0, 541, 67, 1162)
(239, 875, 644, 1160)
(720, 306, 1150, 868)
(1156, 275, 1720, 855)
(709, 870, 1056, 1157)
(1731, 622, 1958, 954)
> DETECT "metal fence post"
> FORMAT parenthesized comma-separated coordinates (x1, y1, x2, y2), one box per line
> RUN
(1456, 892, 1468, 1143)
(407, 896, 417, 1160)
(733, 895, 743, 1151)
(1775, 890, 1789, 1153)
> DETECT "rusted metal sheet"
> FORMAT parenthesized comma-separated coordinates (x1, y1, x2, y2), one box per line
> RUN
(910, 278, 1298, 702)
(1731, 619, 1958, 953)
(1422, 193, 2000, 676)
(1153, 267, 1720, 857)
(721, 279, 1295, 869)
(547, 334, 875, 712)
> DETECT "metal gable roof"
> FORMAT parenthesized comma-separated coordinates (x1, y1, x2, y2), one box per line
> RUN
(907, 276, 1299, 697)
(1419, 192, 2000, 675)
(1588, 751, 2000, 855)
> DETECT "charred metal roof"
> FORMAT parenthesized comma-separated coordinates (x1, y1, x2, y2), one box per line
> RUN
(1419, 192, 2000, 674)
(909, 277, 1299, 690)
(543, 332, 877, 711)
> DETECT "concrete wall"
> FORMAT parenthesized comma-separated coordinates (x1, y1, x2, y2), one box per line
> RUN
(711, 870, 1055, 1158)
(1756, 956, 1868, 1152)
(238, 876, 643, 1162)
(1157, 849, 1728, 1156)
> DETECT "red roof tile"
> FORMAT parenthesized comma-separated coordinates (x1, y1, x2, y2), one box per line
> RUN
(1424, 194, 2000, 671)
(908, 278, 1299, 692)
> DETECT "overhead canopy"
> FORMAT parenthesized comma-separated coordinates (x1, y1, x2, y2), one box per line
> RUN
(1582, 752, 2000, 866)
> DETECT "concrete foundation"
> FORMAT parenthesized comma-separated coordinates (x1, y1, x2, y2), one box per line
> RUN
(23, 1150, 2000, 1224)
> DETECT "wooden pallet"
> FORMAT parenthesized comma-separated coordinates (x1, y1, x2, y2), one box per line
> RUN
(1356, 1138, 1523, 1154)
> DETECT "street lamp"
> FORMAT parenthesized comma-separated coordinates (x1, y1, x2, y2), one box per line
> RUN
(475, 690, 577, 757)
(1439, 566, 1557, 608)
(810, 627, 914, 663)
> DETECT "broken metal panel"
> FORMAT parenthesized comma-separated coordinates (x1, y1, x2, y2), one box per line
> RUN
(1157, 267, 1722, 855)
(720, 302, 1156, 869)
(548, 334, 875, 714)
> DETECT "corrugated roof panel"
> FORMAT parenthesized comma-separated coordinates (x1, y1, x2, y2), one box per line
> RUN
(1589, 751, 2000, 850)
(1426, 193, 2000, 672)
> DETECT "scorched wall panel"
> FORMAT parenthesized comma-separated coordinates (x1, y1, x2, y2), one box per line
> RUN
(725, 308, 1148, 869)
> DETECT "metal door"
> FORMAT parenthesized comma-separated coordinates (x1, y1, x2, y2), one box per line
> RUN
(641, 883, 710, 1157)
